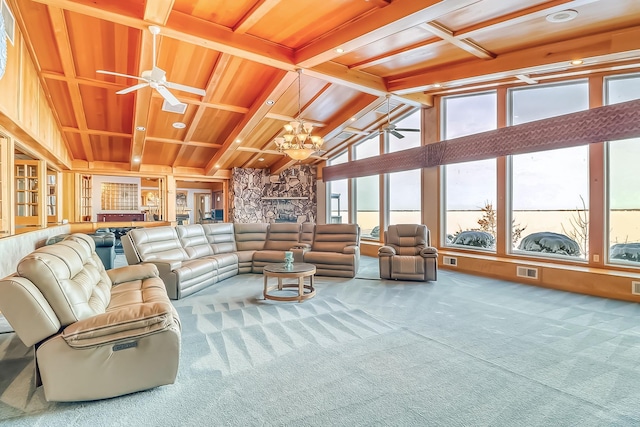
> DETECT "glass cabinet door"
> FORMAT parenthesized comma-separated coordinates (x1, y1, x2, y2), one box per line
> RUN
(15, 160, 40, 226)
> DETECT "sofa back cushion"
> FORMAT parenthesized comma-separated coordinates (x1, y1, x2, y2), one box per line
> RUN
(300, 222, 315, 245)
(16, 237, 112, 326)
(234, 223, 268, 251)
(385, 224, 427, 255)
(128, 227, 188, 262)
(312, 224, 360, 253)
(202, 223, 237, 254)
(264, 223, 301, 251)
(176, 224, 214, 259)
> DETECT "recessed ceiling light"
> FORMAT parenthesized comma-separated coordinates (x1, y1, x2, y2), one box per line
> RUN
(172, 122, 186, 129)
(266, 100, 275, 105)
(350, 117, 356, 121)
(132, 156, 140, 163)
(235, 139, 242, 143)
(433, 83, 442, 88)
(258, 157, 264, 162)
(335, 48, 344, 54)
(135, 126, 146, 131)
(546, 9, 578, 23)
(215, 164, 220, 168)
(570, 59, 584, 66)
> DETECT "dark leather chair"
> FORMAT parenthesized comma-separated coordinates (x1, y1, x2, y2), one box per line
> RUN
(46, 232, 116, 269)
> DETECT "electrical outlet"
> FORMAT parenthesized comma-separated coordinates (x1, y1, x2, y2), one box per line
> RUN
(593, 254, 599, 262)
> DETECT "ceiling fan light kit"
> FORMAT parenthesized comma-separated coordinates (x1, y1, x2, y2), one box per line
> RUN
(97, 25, 206, 107)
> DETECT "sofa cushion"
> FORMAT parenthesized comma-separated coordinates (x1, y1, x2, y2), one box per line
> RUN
(234, 223, 268, 251)
(263, 223, 301, 251)
(311, 224, 360, 253)
(17, 240, 112, 326)
(253, 250, 289, 264)
(128, 227, 188, 262)
(202, 223, 237, 253)
(304, 251, 356, 266)
(176, 224, 214, 259)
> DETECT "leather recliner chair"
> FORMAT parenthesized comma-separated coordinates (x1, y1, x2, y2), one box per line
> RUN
(378, 224, 438, 281)
(0, 233, 181, 402)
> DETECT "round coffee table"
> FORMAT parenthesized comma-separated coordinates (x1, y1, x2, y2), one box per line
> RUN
(263, 263, 316, 303)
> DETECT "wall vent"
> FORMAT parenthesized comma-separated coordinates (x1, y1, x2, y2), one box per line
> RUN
(632, 281, 640, 295)
(1, 0, 15, 45)
(336, 131, 354, 140)
(443, 256, 457, 266)
(374, 99, 400, 114)
(161, 100, 187, 114)
(516, 266, 538, 279)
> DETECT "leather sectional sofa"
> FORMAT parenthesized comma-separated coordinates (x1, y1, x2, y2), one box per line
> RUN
(0, 233, 181, 402)
(122, 222, 361, 299)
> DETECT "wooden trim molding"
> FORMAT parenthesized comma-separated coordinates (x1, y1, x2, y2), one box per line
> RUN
(323, 98, 640, 181)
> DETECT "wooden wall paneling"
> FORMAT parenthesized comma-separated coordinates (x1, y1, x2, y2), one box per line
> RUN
(588, 75, 605, 267)
(0, 19, 20, 119)
(60, 171, 76, 222)
(19, 39, 39, 135)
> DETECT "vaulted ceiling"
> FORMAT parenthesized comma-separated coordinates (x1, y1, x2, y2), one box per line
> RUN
(10, 0, 640, 176)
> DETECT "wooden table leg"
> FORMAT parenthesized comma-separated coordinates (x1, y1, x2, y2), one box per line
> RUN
(263, 274, 268, 299)
(298, 277, 304, 302)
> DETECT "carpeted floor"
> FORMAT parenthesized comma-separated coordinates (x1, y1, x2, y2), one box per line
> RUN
(2, 256, 640, 426)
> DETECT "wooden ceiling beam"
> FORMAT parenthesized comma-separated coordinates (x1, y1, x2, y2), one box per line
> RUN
(61, 127, 132, 138)
(47, 6, 94, 162)
(130, 26, 154, 171)
(419, 22, 495, 59)
(388, 26, 640, 93)
(143, 0, 175, 26)
(173, 53, 234, 167)
(204, 71, 299, 175)
(294, 0, 481, 68)
(234, 0, 282, 34)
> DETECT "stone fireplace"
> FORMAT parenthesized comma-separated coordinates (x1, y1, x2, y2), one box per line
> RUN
(230, 165, 317, 223)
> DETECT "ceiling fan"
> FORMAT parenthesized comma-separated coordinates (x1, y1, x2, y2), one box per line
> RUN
(367, 95, 420, 140)
(97, 26, 206, 106)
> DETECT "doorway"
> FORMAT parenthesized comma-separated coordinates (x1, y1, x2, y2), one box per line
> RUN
(194, 192, 212, 223)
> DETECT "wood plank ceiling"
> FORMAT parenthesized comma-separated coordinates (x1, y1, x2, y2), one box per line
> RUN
(9, 0, 640, 176)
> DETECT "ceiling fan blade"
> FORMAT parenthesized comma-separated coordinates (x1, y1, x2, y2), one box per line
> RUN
(390, 130, 404, 139)
(116, 82, 149, 95)
(97, 70, 146, 81)
(165, 81, 206, 97)
(156, 85, 181, 106)
(394, 128, 420, 132)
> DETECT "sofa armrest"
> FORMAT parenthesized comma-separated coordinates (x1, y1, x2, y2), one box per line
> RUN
(142, 260, 182, 277)
(420, 246, 438, 257)
(62, 301, 175, 349)
(344, 245, 360, 255)
(107, 264, 159, 285)
(378, 245, 396, 256)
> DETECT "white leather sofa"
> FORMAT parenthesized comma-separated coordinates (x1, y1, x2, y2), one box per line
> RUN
(122, 222, 361, 299)
(0, 233, 181, 402)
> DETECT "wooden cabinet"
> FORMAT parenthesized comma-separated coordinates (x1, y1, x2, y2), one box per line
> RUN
(80, 174, 92, 221)
(15, 160, 40, 226)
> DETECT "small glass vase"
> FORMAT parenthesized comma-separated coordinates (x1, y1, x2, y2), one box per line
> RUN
(284, 251, 294, 270)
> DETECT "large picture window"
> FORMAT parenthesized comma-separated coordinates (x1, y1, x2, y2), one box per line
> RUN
(328, 152, 350, 224)
(606, 74, 640, 266)
(509, 81, 589, 259)
(442, 92, 497, 250)
(355, 138, 380, 239)
(388, 110, 421, 226)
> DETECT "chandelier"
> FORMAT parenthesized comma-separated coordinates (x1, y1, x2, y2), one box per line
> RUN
(274, 69, 324, 161)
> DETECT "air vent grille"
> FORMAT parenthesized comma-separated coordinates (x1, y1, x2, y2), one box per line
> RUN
(1, 0, 15, 45)
(162, 100, 187, 114)
(374, 99, 400, 114)
(632, 281, 640, 295)
(443, 256, 457, 266)
(336, 132, 354, 140)
(516, 266, 538, 279)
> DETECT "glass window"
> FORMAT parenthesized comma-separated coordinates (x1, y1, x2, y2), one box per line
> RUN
(328, 151, 349, 224)
(509, 81, 589, 259)
(442, 92, 497, 250)
(355, 138, 379, 239)
(606, 74, 640, 266)
(388, 110, 421, 225)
